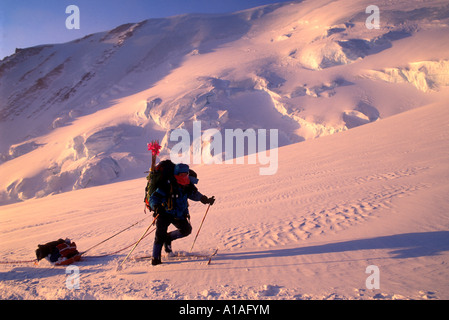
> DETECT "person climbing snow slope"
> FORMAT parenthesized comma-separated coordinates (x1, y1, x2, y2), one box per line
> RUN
(148, 163, 215, 265)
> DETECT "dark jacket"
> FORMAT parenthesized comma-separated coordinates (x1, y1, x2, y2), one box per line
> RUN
(149, 183, 203, 219)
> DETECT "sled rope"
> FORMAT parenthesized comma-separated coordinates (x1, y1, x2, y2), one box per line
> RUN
(0, 217, 151, 266)
(86, 225, 156, 258)
(0, 227, 156, 266)
(0, 259, 38, 265)
(80, 216, 149, 256)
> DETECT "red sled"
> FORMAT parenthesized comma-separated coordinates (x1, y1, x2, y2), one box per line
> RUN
(55, 254, 82, 266)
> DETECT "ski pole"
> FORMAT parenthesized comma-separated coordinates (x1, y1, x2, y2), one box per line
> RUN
(117, 214, 159, 271)
(190, 197, 214, 252)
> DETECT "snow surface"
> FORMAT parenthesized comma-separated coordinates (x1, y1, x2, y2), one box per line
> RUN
(1, 94, 448, 300)
(1, 0, 449, 300)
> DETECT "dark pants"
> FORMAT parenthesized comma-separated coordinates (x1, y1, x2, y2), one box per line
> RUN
(153, 213, 192, 258)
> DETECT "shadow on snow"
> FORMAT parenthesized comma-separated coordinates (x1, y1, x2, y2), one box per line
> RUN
(218, 231, 449, 261)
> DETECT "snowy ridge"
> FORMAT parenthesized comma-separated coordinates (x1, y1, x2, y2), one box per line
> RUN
(1, 0, 449, 204)
(363, 60, 449, 93)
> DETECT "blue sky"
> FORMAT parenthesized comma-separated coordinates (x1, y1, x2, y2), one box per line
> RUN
(0, 0, 292, 59)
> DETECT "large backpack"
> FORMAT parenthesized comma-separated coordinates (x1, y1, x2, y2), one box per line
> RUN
(144, 159, 176, 211)
(144, 160, 199, 212)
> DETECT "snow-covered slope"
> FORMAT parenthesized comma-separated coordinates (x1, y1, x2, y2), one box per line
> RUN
(1, 0, 449, 204)
(0, 90, 448, 300)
